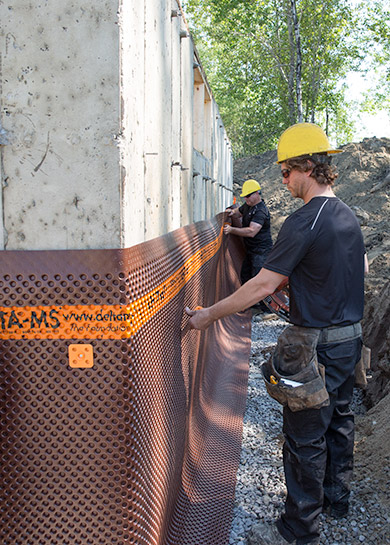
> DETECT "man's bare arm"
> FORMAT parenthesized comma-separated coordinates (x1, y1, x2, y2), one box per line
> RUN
(224, 221, 262, 238)
(185, 268, 288, 330)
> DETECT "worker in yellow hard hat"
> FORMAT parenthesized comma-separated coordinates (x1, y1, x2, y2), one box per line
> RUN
(186, 123, 368, 545)
(224, 179, 272, 311)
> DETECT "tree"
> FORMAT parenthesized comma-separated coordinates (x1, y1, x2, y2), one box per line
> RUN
(290, 0, 303, 122)
(183, 0, 363, 156)
(355, 0, 390, 112)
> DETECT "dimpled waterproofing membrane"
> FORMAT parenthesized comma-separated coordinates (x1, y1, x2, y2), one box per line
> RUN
(0, 214, 251, 545)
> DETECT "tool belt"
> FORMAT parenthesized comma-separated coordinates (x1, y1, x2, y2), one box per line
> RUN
(318, 322, 362, 344)
(261, 322, 363, 411)
(318, 322, 368, 389)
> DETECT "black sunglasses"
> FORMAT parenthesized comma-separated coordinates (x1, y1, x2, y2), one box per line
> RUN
(281, 168, 291, 179)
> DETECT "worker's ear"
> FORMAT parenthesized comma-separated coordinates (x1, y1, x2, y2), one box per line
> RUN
(306, 159, 315, 174)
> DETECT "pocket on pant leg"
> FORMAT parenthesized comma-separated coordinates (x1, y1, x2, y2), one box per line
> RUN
(317, 338, 362, 394)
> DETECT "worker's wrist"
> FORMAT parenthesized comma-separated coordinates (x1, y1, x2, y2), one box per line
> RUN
(208, 304, 222, 324)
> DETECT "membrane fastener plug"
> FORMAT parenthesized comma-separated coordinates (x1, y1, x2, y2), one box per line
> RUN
(68, 344, 94, 368)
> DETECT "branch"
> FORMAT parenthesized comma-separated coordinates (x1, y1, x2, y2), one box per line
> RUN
(370, 171, 390, 193)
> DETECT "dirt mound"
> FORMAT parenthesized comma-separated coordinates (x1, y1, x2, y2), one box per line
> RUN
(233, 137, 390, 507)
(363, 281, 390, 406)
(355, 392, 390, 508)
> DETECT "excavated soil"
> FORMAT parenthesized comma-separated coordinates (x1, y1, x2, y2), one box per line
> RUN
(233, 137, 390, 508)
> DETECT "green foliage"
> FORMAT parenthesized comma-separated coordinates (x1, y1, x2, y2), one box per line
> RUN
(183, 0, 368, 156)
(353, 0, 390, 111)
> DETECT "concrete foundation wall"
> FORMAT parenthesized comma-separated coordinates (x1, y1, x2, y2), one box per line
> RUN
(0, 0, 233, 251)
(0, 1, 121, 250)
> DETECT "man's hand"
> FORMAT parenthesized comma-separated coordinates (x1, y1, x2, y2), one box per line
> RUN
(185, 306, 213, 330)
(223, 224, 232, 235)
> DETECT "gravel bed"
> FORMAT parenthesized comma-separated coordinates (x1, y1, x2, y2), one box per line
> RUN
(229, 316, 390, 545)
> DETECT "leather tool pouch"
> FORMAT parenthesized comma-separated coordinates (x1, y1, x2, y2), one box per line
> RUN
(261, 325, 330, 412)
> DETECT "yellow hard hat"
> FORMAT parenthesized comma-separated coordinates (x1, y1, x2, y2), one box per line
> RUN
(240, 179, 261, 197)
(277, 123, 342, 163)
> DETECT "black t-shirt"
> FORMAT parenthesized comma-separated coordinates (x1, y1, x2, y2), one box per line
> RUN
(264, 196, 365, 327)
(239, 201, 272, 253)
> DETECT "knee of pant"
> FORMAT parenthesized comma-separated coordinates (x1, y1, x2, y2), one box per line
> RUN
(284, 435, 326, 461)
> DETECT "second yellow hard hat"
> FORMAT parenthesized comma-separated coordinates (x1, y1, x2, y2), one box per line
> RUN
(240, 179, 261, 197)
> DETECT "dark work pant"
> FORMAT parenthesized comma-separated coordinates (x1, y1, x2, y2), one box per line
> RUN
(277, 337, 362, 545)
(240, 252, 267, 284)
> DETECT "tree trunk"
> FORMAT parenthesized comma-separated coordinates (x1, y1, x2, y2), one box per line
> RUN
(290, 0, 303, 122)
(286, 2, 297, 123)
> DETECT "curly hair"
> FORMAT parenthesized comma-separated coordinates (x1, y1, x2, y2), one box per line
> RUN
(285, 154, 338, 186)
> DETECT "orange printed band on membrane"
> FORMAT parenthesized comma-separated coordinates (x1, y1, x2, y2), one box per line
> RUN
(0, 228, 223, 340)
